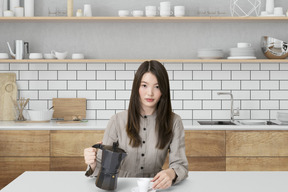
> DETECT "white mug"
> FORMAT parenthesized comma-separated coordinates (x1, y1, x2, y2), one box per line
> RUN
(84, 4, 92, 17)
(14, 7, 23, 17)
(137, 178, 150, 192)
(4, 10, 13, 17)
(145, 6, 157, 17)
(160, 10, 173, 17)
(72, 53, 84, 59)
(131, 10, 144, 17)
(237, 42, 251, 48)
(51, 50, 68, 59)
(118, 10, 129, 17)
(274, 7, 283, 16)
(174, 6, 185, 17)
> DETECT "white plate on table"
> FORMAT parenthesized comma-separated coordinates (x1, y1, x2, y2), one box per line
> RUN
(131, 187, 156, 192)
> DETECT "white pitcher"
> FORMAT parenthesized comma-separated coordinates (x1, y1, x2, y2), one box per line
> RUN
(7, 40, 29, 60)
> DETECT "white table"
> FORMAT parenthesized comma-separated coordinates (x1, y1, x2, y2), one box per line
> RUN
(1, 171, 288, 192)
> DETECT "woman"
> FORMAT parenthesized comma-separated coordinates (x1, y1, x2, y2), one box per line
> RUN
(84, 60, 188, 190)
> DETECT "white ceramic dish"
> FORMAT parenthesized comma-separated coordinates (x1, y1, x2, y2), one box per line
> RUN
(227, 56, 257, 59)
(29, 53, 43, 59)
(44, 53, 56, 59)
(27, 110, 54, 121)
(131, 187, 156, 192)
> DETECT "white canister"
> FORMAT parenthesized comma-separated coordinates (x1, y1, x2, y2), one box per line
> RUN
(24, 0, 34, 17)
(0, 0, 9, 17)
(67, 0, 73, 17)
(14, 6, 24, 17)
(10, 0, 20, 12)
(84, 4, 92, 17)
(265, 0, 274, 14)
(3, 10, 13, 17)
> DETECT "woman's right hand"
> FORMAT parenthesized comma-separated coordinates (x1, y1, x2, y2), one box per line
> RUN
(84, 142, 102, 171)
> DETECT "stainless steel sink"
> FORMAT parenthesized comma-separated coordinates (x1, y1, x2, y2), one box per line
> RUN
(197, 121, 236, 125)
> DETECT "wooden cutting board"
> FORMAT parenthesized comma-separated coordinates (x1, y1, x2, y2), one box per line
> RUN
(0, 73, 17, 121)
(52, 98, 86, 120)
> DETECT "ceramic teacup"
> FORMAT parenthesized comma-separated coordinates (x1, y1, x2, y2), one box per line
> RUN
(0, 53, 9, 59)
(51, 50, 68, 59)
(29, 53, 43, 59)
(44, 53, 56, 59)
(174, 6, 185, 17)
(72, 53, 84, 59)
(131, 10, 144, 17)
(137, 178, 151, 192)
(118, 10, 129, 17)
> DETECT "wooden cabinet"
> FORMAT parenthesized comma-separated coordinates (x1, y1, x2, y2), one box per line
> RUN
(226, 131, 288, 171)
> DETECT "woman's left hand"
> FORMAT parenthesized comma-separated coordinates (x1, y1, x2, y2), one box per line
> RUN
(151, 168, 176, 190)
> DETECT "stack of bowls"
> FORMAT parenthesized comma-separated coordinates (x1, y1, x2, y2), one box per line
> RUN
(228, 44, 256, 59)
(197, 49, 224, 59)
(277, 112, 288, 124)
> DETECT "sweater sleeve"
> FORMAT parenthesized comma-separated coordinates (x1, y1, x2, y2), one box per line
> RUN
(168, 114, 188, 185)
(85, 114, 119, 177)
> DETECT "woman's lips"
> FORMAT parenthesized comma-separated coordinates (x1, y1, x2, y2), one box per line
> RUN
(145, 98, 154, 102)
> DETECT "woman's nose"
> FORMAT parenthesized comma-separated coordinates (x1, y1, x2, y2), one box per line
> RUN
(147, 87, 154, 96)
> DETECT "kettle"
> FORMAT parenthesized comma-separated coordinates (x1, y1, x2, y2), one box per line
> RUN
(7, 40, 29, 60)
(92, 141, 127, 191)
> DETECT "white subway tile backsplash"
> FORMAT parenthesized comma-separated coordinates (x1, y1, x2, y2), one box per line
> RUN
(77, 71, 96, 80)
(238, 110, 251, 119)
(271, 71, 288, 80)
(261, 63, 279, 70)
(242, 100, 260, 109)
(58, 91, 76, 98)
(174, 91, 192, 100)
(39, 71, 57, 80)
(29, 81, 47, 90)
(203, 81, 221, 90)
(19, 91, 38, 99)
(30, 63, 47, 71)
(203, 63, 221, 70)
(87, 63, 105, 70)
(97, 71, 115, 80)
(280, 81, 288, 90)
(183, 81, 201, 90)
(251, 71, 269, 80)
(29, 100, 48, 110)
(77, 91, 96, 99)
(193, 71, 211, 80)
(261, 100, 279, 109)
(232, 71, 250, 80)
(87, 81, 105, 90)
(58, 71, 76, 80)
(16, 81, 28, 90)
(126, 63, 141, 70)
(106, 63, 125, 70)
(68, 81, 86, 90)
(173, 110, 192, 120)
(193, 91, 211, 100)
(212, 110, 230, 120)
(49, 63, 67, 70)
(106, 100, 125, 109)
(20, 71, 38, 80)
(271, 91, 288, 99)
(251, 110, 269, 119)
(97, 110, 115, 119)
(251, 91, 269, 100)
(241, 63, 259, 70)
(164, 63, 182, 70)
(170, 81, 182, 90)
(116, 71, 134, 80)
(87, 100, 105, 109)
(183, 63, 201, 70)
(125, 81, 133, 90)
(174, 71, 192, 80)
(116, 91, 131, 100)
(212, 71, 230, 80)
(97, 91, 115, 100)
(280, 63, 288, 70)
(280, 101, 288, 109)
(241, 81, 259, 90)
(261, 81, 279, 90)
(106, 81, 125, 90)
(222, 81, 240, 90)
(232, 91, 250, 100)
(10, 63, 28, 71)
(193, 110, 211, 119)
(68, 63, 86, 70)
(167, 71, 173, 80)
(86, 110, 96, 120)
(171, 100, 183, 109)
(49, 81, 67, 90)
(203, 100, 221, 109)
(222, 63, 240, 70)
(0, 64, 9, 70)
(39, 91, 57, 99)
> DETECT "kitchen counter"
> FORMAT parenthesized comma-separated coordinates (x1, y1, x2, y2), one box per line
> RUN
(0, 120, 287, 130)
(1, 171, 288, 192)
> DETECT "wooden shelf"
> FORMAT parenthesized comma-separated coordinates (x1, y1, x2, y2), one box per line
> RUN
(0, 16, 287, 22)
(0, 59, 287, 63)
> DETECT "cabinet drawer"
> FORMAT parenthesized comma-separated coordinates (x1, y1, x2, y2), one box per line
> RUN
(226, 131, 288, 156)
(185, 131, 225, 156)
(226, 157, 288, 171)
(0, 131, 50, 157)
(51, 130, 104, 156)
(0, 157, 50, 189)
(51, 157, 87, 171)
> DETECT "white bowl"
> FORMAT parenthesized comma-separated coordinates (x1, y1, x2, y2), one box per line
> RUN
(27, 110, 54, 121)
(29, 53, 43, 59)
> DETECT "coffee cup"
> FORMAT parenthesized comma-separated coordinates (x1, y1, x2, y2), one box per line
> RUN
(274, 7, 283, 16)
(14, 7, 24, 17)
(72, 53, 84, 59)
(137, 178, 150, 192)
(145, 6, 157, 17)
(131, 10, 144, 17)
(44, 53, 56, 59)
(174, 6, 185, 17)
(160, 10, 173, 17)
(4, 10, 14, 17)
(51, 50, 68, 59)
(118, 10, 129, 17)
(0, 53, 9, 59)
(237, 42, 252, 48)
(29, 53, 43, 59)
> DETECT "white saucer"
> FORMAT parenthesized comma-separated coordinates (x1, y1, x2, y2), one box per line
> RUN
(227, 56, 256, 60)
(131, 187, 156, 192)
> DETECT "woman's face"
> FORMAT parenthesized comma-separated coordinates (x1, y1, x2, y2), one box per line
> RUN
(139, 72, 162, 114)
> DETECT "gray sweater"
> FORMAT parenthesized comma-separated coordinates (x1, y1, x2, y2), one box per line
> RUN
(86, 110, 188, 185)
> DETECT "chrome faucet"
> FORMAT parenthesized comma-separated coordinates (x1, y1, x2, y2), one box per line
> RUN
(217, 92, 240, 121)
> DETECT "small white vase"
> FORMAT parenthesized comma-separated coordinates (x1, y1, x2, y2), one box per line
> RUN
(266, 0, 274, 14)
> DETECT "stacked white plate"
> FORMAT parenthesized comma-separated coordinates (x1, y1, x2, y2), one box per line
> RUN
(228, 47, 256, 59)
(197, 49, 224, 59)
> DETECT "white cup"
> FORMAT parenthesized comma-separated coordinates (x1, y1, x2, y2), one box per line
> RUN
(29, 53, 43, 59)
(237, 42, 251, 48)
(4, 10, 13, 17)
(118, 10, 129, 17)
(14, 7, 23, 17)
(44, 53, 56, 59)
(160, 9, 173, 17)
(84, 4, 92, 17)
(0, 53, 9, 59)
(72, 53, 84, 59)
(137, 178, 150, 192)
(260, 11, 268, 16)
(131, 10, 144, 17)
(174, 6, 185, 17)
(51, 50, 68, 59)
(145, 6, 157, 17)
(274, 7, 283, 16)
(160, 1, 171, 8)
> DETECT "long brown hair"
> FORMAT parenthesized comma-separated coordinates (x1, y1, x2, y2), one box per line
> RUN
(126, 60, 173, 149)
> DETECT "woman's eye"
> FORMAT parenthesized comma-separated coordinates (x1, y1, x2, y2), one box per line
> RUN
(142, 84, 146, 87)
(155, 85, 159, 89)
